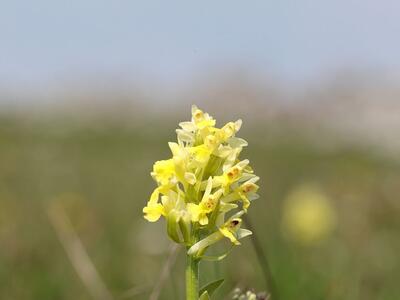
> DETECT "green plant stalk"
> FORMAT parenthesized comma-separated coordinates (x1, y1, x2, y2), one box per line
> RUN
(186, 251, 199, 300)
(186, 225, 200, 300)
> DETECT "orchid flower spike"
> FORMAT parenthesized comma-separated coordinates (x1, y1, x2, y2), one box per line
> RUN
(143, 105, 259, 258)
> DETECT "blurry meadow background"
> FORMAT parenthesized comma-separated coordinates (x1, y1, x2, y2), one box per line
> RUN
(1, 1, 400, 300)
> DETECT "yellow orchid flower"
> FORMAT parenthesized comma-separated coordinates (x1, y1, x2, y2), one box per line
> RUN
(168, 142, 189, 180)
(215, 120, 242, 142)
(143, 188, 164, 222)
(151, 159, 176, 186)
(143, 188, 186, 223)
(218, 218, 243, 245)
(221, 176, 260, 210)
(189, 144, 212, 167)
(143, 202, 164, 222)
(187, 178, 223, 225)
(191, 105, 216, 130)
(204, 134, 219, 151)
(214, 159, 250, 194)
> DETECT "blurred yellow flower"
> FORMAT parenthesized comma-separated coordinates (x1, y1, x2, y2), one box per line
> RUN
(281, 184, 336, 245)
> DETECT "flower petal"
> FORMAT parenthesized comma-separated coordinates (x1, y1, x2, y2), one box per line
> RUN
(143, 202, 164, 222)
(219, 227, 240, 245)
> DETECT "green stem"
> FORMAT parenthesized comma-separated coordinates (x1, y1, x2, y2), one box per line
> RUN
(186, 252, 199, 300)
(186, 182, 203, 300)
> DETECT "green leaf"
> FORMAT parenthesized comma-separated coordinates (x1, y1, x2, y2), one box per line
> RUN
(199, 290, 210, 300)
(199, 279, 224, 298)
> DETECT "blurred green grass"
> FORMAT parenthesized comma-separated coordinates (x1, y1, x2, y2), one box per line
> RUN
(0, 116, 399, 300)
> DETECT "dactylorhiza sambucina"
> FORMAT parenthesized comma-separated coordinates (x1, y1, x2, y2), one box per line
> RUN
(142, 106, 260, 299)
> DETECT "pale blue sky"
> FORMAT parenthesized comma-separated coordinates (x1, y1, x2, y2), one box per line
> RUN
(1, 0, 400, 86)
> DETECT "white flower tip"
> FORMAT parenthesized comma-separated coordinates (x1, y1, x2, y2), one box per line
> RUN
(237, 159, 250, 168)
(168, 141, 178, 151)
(236, 228, 252, 240)
(184, 172, 197, 185)
(235, 119, 243, 131)
(249, 176, 260, 184)
(191, 105, 199, 114)
(179, 121, 196, 131)
(231, 210, 246, 219)
(204, 177, 213, 195)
